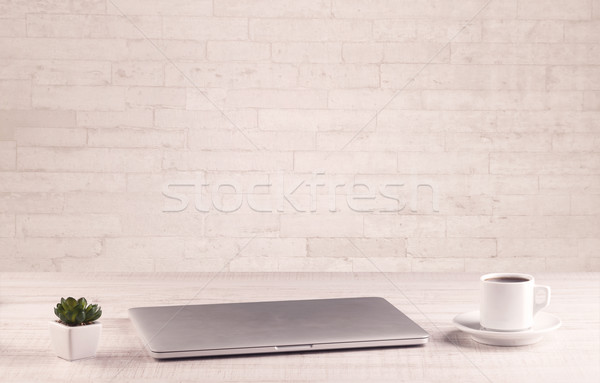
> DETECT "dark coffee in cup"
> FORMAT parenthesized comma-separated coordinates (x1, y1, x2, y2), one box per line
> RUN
(485, 276, 530, 283)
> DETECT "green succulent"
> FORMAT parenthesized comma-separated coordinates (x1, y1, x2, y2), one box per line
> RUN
(54, 297, 102, 326)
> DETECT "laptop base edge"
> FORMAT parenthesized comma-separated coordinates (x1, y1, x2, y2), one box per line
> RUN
(147, 337, 429, 359)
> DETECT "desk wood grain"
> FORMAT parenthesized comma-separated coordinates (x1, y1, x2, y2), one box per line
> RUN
(1, 272, 598, 382)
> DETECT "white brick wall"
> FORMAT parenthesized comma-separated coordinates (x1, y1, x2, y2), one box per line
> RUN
(0, 0, 598, 272)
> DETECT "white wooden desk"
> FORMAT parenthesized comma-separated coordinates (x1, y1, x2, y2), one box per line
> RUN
(1, 272, 598, 382)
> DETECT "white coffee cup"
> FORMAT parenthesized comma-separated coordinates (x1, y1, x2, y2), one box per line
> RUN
(480, 273, 551, 331)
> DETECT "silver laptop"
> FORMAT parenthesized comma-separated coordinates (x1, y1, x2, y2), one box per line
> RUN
(129, 297, 429, 359)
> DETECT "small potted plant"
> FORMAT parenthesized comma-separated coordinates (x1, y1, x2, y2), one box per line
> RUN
(49, 297, 102, 361)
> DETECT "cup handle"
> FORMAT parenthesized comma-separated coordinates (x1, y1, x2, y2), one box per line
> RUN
(533, 285, 551, 315)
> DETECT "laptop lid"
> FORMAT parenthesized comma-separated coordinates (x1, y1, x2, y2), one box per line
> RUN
(129, 297, 429, 359)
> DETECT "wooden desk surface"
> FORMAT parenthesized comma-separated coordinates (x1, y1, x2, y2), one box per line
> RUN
(1, 272, 598, 382)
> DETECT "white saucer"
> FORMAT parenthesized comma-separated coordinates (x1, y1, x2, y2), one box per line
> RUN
(452, 311, 561, 346)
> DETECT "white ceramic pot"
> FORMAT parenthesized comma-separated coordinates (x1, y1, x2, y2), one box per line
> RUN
(49, 321, 102, 361)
